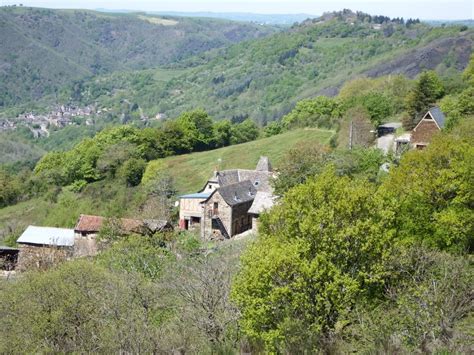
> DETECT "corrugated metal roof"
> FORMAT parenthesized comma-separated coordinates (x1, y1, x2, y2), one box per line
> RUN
(180, 192, 211, 199)
(17, 226, 75, 247)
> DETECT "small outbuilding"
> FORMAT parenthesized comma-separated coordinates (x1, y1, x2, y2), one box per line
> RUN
(411, 107, 445, 149)
(16, 226, 75, 270)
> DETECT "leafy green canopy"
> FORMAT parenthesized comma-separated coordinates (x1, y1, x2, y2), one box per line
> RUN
(232, 167, 397, 350)
(0, 261, 164, 353)
(404, 70, 445, 129)
(380, 123, 474, 253)
(33, 110, 261, 188)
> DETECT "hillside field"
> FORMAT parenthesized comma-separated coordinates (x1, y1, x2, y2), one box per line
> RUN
(162, 128, 334, 193)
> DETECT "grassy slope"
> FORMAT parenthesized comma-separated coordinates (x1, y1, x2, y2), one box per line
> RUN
(163, 128, 333, 193)
(0, 128, 332, 244)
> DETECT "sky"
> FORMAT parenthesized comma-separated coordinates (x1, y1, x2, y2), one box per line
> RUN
(1, 0, 473, 20)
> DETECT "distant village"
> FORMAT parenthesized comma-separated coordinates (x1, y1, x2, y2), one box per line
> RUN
(0, 105, 99, 137)
(0, 104, 168, 137)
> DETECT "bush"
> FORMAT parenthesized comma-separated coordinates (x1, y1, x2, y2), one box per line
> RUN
(118, 158, 146, 186)
(0, 261, 164, 353)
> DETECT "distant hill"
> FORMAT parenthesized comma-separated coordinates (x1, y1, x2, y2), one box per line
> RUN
(73, 10, 473, 123)
(0, 6, 277, 107)
(425, 19, 474, 27)
(150, 12, 317, 25)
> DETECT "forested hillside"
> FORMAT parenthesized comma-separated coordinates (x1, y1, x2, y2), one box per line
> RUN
(0, 6, 276, 107)
(70, 10, 473, 123)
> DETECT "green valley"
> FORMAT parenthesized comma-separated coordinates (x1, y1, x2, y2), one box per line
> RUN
(0, 6, 277, 108)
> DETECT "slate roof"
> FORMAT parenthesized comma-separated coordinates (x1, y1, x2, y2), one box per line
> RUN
(216, 169, 273, 193)
(142, 219, 173, 233)
(214, 180, 257, 206)
(425, 107, 446, 128)
(256, 156, 272, 172)
(17, 226, 75, 247)
(216, 170, 240, 186)
(248, 191, 275, 215)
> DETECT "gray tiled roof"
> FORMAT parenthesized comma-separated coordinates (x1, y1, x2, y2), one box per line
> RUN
(217, 180, 257, 206)
(256, 156, 272, 172)
(216, 169, 273, 193)
(427, 107, 446, 128)
(248, 191, 275, 215)
(217, 170, 240, 186)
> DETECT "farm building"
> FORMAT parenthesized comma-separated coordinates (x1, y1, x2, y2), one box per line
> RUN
(411, 107, 445, 149)
(16, 226, 75, 270)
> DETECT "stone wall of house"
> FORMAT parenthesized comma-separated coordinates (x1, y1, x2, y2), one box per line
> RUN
(230, 200, 253, 236)
(251, 215, 259, 233)
(411, 120, 440, 146)
(17, 244, 72, 271)
(201, 192, 232, 240)
(73, 233, 98, 257)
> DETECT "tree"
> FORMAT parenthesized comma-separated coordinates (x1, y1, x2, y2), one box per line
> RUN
(96, 141, 138, 178)
(232, 167, 397, 351)
(213, 119, 233, 147)
(176, 109, 215, 152)
(263, 121, 284, 137)
(360, 91, 393, 127)
(343, 248, 474, 353)
(230, 119, 260, 145)
(0, 169, 21, 207)
(282, 96, 340, 129)
(118, 158, 146, 187)
(380, 128, 474, 253)
(404, 71, 445, 129)
(338, 106, 375, 148)
(164, 245, 242, 350)
(34, 151, 68, 185)
(272, 142, 330, 195)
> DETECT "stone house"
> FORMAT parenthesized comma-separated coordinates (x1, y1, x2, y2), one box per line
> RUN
(16, 226, 75, 270)
(179, 156, 275, 240)
(411, 107, 445, 149)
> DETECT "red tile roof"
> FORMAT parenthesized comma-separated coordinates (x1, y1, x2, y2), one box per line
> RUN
(74, 214, 143, 233)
